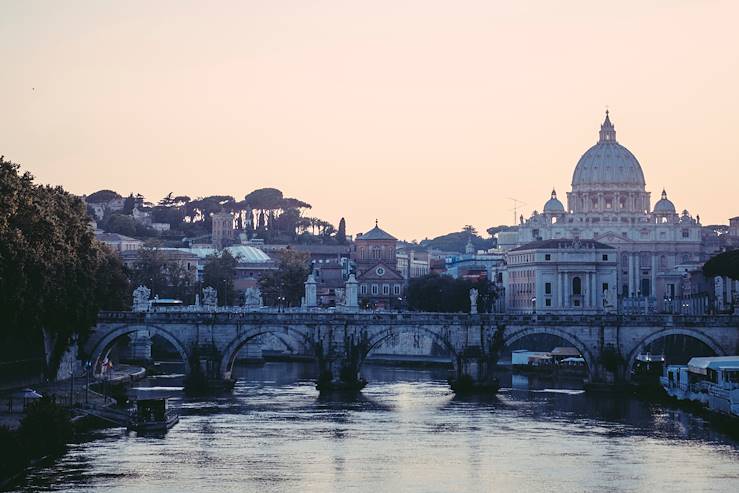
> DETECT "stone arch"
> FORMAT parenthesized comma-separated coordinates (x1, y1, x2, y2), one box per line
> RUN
(364, 325, 458, 365)
(219, 325, 313, 379)
(624, 327, 725, 378)
(503, 326, 596, 378)
(86, 324, 191, 376)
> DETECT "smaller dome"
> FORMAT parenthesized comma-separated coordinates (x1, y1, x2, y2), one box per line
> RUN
(544, 189, 565, 213)
(653, 189, 676, 214)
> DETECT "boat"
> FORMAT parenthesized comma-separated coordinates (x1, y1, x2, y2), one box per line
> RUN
(629, 353, 666, 394)
(660, 356, 739, 419)
(127, 397, 179, 433)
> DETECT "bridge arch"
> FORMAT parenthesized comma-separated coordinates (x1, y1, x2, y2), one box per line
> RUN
(86, 324, 191, 376)
(624, 327, 726, 378)
(503, 326, 596, 378)
(363, 324, 459, 366)
(219, 325, 313, 379)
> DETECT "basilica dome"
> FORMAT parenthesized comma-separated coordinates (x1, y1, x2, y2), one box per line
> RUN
(653, 189, 676, 214)
(571, 112, 646, 192)
(543, 189, 565, 213)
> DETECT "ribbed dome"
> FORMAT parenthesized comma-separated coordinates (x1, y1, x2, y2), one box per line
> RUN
(653, 189, 676, 214)
(543, 189, 565, 213)
(571, 112, 646, 192)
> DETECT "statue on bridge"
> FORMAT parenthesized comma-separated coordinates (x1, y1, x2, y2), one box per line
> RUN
(132, 285, 151, 312)
(244, 287, 263, 309)
(469, 288, 478, 315)
(202, 286, 218, 309)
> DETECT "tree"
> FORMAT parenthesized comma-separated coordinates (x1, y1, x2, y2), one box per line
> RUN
(105, 213, 137, 236)
(259, 250, 310, 306)
(462, 225, 478, 236)
(337, 217, 347, 244)
(406, 274, 497, 313)
(86, 189, 121, 203)
(0, 156, 129, 378)
(203, 250, 238, 306)
(703, 249, 739, 281)
(128, 247, 196, 302)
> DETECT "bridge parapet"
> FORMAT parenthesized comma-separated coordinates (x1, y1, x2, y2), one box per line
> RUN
(97, 310, 739, 328)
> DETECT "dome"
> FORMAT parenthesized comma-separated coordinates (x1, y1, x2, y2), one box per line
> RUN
(653, 189, 676, 214)
(224, 245, 272, 263)
(543, 189, 565, 213)
(571, 112, 646, 192)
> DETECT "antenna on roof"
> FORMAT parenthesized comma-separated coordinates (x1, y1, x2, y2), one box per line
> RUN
(507, 197, 527, 225)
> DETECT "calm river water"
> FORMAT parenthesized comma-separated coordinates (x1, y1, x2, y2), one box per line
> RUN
(12, 362, 739, 493)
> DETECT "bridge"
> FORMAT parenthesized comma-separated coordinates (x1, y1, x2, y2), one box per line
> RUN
(84, 310, 739, 391)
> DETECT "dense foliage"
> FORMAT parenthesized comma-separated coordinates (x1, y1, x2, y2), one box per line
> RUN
(0, 157, 129, 376)
(127, 247, 196, 303)
(702, 249, 739, 281)
(406, 274, 497, 313)
(89, 186, 344, 245)
(203, 250, 238, 306)
(259, 250, 310, 306)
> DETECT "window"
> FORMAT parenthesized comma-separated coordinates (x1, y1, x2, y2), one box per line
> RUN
(382, 284, 390, 295)
(393, 285, 401, 295)
(602, 254, 608, 261)
(682, 229, 690, 238)
(371, 284, 379, 295)
(361, 284, 368, 295)
(545, 298, 551, 307)
(545, 282, 552, 295)
(545, 254, 551, 261)
(572, 277, 582, 295)
(602, 283, 609, 294)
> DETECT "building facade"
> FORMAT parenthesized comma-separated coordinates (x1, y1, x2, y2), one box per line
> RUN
(508, 112, 703, 310)
(351, 222, 405, 308)
(506, 239, 617, 313)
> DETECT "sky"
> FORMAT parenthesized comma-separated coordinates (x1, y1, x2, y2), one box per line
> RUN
(1, 0, 738, 240)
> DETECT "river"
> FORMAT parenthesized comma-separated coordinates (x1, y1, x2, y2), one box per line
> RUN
(11, 362, 739, 492)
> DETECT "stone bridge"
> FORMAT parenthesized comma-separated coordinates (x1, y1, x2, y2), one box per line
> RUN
(84, 311, 739, 391)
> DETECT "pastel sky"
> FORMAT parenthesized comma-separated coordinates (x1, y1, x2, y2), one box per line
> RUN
(1, 0, 738, 240)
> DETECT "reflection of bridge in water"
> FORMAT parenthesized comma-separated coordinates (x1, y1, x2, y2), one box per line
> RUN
(85, 311, 739, 391)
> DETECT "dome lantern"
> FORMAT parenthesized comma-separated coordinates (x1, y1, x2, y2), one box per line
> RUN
(599, 110, 617, 143)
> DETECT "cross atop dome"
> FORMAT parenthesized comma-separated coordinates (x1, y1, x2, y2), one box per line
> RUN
(599, 110, 617, 143)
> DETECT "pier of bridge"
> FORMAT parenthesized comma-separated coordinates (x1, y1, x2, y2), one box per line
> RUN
(84, 310, 739, 392)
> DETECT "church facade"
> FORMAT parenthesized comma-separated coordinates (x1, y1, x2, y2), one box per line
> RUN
(505, 112, 703, 313)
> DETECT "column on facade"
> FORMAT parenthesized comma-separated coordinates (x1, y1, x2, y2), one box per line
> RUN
(591, 272, 597, 309)
(651, 254, 657, 298)
(635, 253, 641, 296)
(557, 272, 562, 309)
(628, 254, 635, 297)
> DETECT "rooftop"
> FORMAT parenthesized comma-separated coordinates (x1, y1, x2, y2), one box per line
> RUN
(357, 221, 397, 241)
(510, 239, 615, 252)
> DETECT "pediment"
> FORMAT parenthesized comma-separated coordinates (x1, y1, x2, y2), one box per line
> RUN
(594, 231, 634, 244)
(357, 262, 404, 281)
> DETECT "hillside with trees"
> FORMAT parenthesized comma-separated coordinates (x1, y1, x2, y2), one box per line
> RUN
(419, 225, 496, 253)
(88, 186, 346, 246)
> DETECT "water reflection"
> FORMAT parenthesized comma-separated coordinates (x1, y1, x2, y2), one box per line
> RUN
(12, 361, 739, 493)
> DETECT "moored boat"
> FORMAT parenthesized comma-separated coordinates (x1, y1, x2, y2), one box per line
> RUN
(128, 397, 179, 433)
(660, 356, 739, 419)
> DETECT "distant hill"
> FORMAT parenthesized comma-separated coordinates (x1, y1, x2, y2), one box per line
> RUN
(419, 231, 496, 253)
